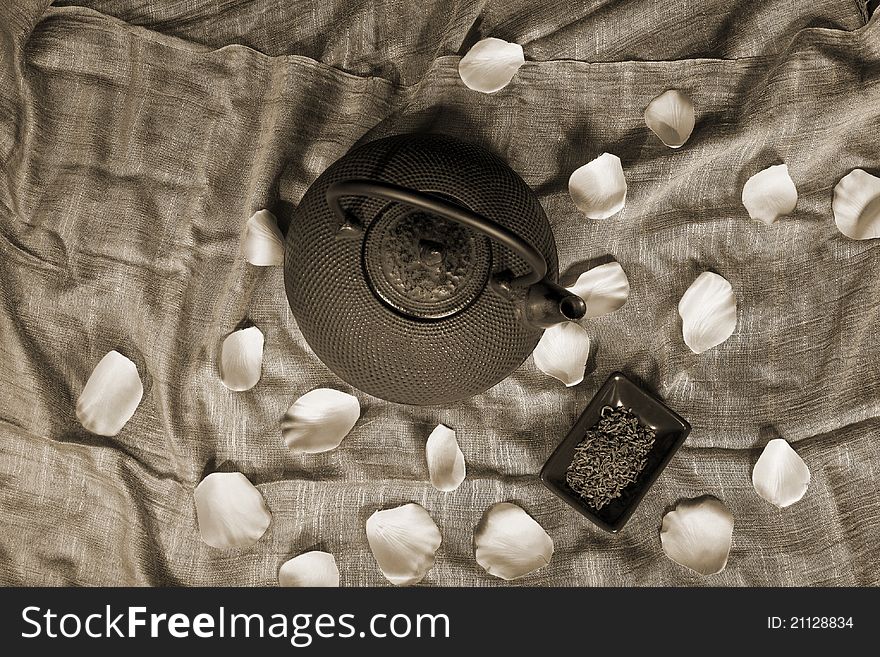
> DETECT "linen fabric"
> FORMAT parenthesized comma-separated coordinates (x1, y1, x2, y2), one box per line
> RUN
(0, 0, 878, 585)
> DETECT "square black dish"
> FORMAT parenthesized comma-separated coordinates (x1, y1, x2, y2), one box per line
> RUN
(540, 371, 691, 533)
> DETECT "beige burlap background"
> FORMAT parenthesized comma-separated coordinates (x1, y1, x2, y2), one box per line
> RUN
(1, 0, 878, 585)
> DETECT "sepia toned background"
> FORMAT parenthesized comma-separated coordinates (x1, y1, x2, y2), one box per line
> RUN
(1, 0, 878, 585)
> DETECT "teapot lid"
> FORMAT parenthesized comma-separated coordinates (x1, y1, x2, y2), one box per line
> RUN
(283, 133, 559, 405)
(362, 200, 492, 319)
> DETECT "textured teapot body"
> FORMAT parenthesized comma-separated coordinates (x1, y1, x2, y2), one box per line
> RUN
(283, 133, 582, 405)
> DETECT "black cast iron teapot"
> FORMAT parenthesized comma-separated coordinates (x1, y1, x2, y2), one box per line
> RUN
(284, 133, 585, 405)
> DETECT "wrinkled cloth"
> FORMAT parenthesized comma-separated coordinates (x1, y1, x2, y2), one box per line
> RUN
(1, 0, 879, 586)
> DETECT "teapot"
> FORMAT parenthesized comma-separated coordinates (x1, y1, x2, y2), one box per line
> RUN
(283, 133, 585, 405)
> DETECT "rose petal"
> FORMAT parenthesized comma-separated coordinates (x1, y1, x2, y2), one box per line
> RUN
(532, 322, 590, 386)
(752, 438, 810, 508)
(567, 261, 630, 318)
(194, 472, 271, 550)
(244, 209, 284, 266)
(474, 502, 553, 581)
(458, 37, 524, 93)
(426, 424, 466, 492)
(568, 153, 627, 219)
(281, 388, 360, 454)
(278, 551, 340, 587)
(832, 168, 880, 240)
(219, 326, 264, 391)
(366, 503, 441, 586)
(76, 350, 144, 436)
(678, 272, 737, 354)
(660, 496, 733, 576)
(644, 89, 695, 148)
(742, 164, 798, 225)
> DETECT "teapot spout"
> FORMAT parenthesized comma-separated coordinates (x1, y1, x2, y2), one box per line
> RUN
(524, 280, 586, 329)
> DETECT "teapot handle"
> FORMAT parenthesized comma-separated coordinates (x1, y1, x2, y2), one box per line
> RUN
(326, 179, 547, 287)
